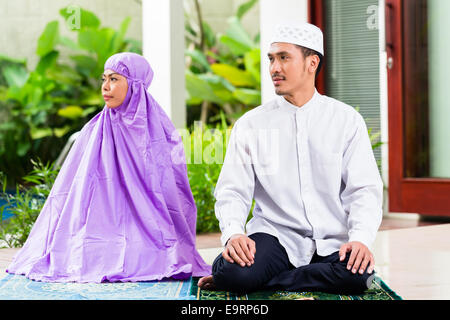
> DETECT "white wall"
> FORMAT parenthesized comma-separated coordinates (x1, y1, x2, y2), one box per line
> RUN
(0, 0, 143, 70)
(199, 0, 260, 38)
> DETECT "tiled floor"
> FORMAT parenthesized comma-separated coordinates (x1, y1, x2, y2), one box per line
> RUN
(371, 223, 450, 300)
(1, 213, 449, 299)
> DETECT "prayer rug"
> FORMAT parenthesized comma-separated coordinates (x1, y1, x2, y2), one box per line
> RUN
(0, 273, 195, 300)
(189, 275, 403, 300)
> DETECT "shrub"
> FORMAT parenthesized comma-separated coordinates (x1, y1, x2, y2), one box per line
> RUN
(0, 159, 57, 248)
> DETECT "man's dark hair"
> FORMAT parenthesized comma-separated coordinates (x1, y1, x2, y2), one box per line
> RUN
(295, 45, 323, 79)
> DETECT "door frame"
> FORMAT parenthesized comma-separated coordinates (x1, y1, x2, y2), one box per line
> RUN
(385, 0, 450, 216)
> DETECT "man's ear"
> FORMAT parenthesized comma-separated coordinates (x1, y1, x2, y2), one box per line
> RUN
(309, 55, 320, 74)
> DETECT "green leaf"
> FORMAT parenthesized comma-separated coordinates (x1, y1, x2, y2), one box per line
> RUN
(0, 87, 7, 100)
(199, 74, 235, 92)
(80, 91, 103, 106)
(236, 0, 258, 20)
(36, 51, 59, 73)
(0, 54, 26, 65)
(46, 64, 82, 85)
(233, 88, 261, 106)
(111, 17, 131, 52)
(185, 71, 224, 105)
(2, 65, 29, 87)
(36, 21, 60, 57)
(244, 48, 261, 83)
(225, 16, 254, 49)
(5, 85, 23, 102)
(124, 38, 142, 54)
(78, 28, 115, 55)
(70, 54, 97, 70)
(17, 141, 31, 156)
(210, 63, 257, 87)
(198, 74, 235, 102)
(219, 35, 252, 56)
(27, 86, 44, 108)
(0, 122, 16, 131)
(186, 96, 202, 106)
(186, 49, 212, 71)
(82, 106, 98, 117)
(202, 21, 216, 48)
(369, 131, 382, 143)
(78, 27, 115, 74)
(58, 36, 82, 51)
(372, 141, 383, 150)
(206, 50, 229, 65)
(53, 126, 71, 138)
(22, 176, 41, 184)
(30, 127, 53, 140)
(219, 111, 228, 129)
(57, 105, 84, 119)
(253, 32, 260, 44)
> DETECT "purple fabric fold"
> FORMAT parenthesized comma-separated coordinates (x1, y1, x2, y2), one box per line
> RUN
(6, 52, 211, 282)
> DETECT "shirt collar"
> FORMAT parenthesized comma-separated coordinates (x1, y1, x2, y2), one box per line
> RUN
(276, 89, 321, 113)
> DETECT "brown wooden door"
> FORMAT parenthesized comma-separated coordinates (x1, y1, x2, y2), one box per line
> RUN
(386, 0, 450, 216)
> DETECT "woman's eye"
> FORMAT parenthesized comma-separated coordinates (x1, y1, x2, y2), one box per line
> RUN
(111, 78, 117, 81)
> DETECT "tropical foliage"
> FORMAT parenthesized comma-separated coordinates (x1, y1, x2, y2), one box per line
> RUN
(184, 0, 260, 127)
(0, 7, 141, 186)
(0, 160, 58, 248)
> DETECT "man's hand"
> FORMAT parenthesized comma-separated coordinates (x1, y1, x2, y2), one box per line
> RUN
(223, 234, 256, 267)
(339, 241, 374, 275)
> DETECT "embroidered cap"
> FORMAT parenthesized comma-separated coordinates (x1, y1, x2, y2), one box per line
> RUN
(271, 22, 324, 56)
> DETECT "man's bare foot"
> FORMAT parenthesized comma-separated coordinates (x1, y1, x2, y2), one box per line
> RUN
(198, 275, 216, 291)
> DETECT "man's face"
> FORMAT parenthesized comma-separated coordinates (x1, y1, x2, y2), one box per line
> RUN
(268, 42, 311, 96)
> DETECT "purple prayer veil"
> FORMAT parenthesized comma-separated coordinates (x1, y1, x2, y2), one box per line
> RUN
(6, 52, 211, 282)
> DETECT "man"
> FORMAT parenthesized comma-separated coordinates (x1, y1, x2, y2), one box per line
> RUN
(198, 22, 382, 295)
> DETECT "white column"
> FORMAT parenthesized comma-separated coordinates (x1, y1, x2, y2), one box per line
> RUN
(259, 0, 308, 104)
(142, 0, 186, 129)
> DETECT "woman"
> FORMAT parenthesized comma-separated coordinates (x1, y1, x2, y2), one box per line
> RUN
(6, 52, 211, 282)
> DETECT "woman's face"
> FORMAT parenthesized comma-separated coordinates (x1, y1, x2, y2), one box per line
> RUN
(102, 69, 128, 108)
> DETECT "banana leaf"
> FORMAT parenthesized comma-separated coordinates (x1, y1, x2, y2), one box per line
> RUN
(36, 21, 59, 57)
(210, 63, 257, 87)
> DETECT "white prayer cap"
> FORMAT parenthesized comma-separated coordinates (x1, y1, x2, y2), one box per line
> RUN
(270, 22, 324, 56)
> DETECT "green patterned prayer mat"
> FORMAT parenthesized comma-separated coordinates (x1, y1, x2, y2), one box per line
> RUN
(189, 276, 402, 300)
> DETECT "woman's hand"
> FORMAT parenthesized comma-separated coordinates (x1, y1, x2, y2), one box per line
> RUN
(222, 234, 256, 267)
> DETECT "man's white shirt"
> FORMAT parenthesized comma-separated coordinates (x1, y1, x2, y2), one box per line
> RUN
(214, 89, 383, 268)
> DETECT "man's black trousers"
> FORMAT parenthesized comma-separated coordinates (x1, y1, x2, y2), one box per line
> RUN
(211, 232, 375, 295)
